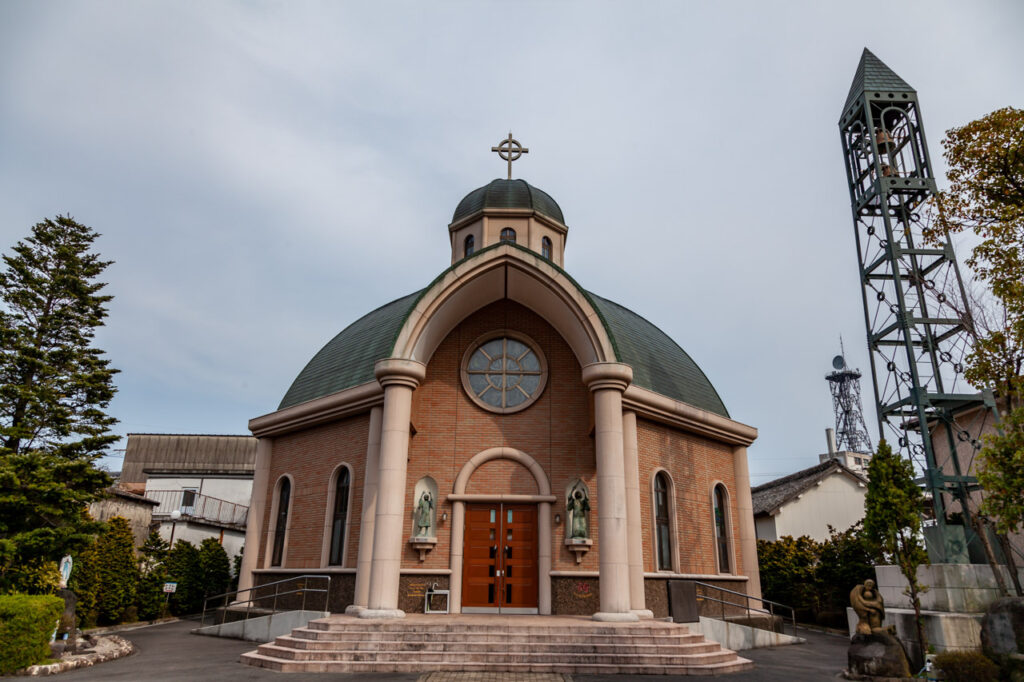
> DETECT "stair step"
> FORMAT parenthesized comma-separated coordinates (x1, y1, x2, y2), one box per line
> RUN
(241, 651, 754, 675)
(274, 634, 721, 655)
(290, 626, 705, 645)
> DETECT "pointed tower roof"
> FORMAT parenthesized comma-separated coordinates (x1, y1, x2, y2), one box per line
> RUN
(843, 48, 915, 116)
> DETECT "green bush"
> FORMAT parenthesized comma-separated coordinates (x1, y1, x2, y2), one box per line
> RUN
(136, 531, 170, 621)
(68, 540, 99, 628)
(0, 594, 64, 674)
(95, 517, 138, 624)
(167, 541, 203, 615)
(933, 650, 999, 682)
(198, 538, 231, 600)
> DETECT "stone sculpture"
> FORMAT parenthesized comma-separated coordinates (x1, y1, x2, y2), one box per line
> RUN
(415, 491, 434, 537)
(566, 485, 589, 540)
(850, 578, 886, 635)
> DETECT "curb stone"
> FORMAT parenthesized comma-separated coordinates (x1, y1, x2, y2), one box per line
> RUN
(18, 635, 135, 676)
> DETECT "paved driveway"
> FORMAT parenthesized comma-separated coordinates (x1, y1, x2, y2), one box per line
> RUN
(63, 620, 848, 681)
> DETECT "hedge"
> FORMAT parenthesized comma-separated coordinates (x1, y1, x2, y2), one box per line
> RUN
(0, 593, 64, 674)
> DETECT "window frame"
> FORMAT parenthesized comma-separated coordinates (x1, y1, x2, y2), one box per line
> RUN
(322, 464, 353, 567)
(499, 227, 516, 244)
(464, 234, 475, 258)
(649, 468, 679, 572)
(541, 236, 552, 259)
(267, 475, 294, 568)
(711, 482, 734, 574)
(460, 330, 548, 415)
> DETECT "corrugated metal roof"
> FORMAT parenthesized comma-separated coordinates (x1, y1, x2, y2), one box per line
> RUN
(843, 48, 915, 116)
(276, 250, 729, 417)
(121, 434, 257, 484)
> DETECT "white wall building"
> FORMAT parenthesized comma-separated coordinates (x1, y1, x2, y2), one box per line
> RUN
(752, 459, 868, 542)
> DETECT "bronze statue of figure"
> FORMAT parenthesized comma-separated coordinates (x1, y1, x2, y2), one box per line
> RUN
(415, 491, 434, 537)
(567, 485, 589, 540)
(850, 578, 886, 635)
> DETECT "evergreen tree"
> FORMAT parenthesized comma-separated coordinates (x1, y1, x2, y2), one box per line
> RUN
(95, 517, 138, 624)
(136, 531, 170, 621)
(198, 538, 231, 602)
(863, 440, 929, 661)
(0, 216, 117, 590)
(68, 539, 99, 628)
(166, 540, 203, 615)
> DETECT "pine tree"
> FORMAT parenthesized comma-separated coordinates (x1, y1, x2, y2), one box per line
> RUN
(0, 216, 117, 590)
(68, 540, 99, 628)
(95, 517, 138, 624)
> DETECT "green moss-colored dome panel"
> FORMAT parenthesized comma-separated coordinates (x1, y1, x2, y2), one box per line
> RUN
(278, 291, 423, 410)
(279, 248, 728, 418)
(452, 179, 564, 225)
(587, 293, 729, 418)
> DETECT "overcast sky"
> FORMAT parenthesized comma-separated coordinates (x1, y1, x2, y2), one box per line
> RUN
(2, 1, 1021, 484)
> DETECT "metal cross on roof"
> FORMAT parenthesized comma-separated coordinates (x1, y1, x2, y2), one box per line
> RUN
(491, 132, 528, 179)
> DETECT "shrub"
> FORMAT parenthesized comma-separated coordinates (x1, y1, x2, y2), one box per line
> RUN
(933, 650, 999, 682)
(0, 559, 61, 596)
(94, 517, 138, 624)
(136, 531, 170, 621)
(68, 541, 99, 628)
(198, 538, 231, 600)
(166, 541, 203, 615)
(0, 594, 64, 674)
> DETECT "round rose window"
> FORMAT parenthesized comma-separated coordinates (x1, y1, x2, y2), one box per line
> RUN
(461, 333, 547, 413)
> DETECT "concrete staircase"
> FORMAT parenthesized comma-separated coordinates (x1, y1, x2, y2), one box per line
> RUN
(239, 614, 753, 675)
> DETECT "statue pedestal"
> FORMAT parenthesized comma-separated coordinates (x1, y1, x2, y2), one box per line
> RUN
(565, 538, 592, 564)
(847, 631, 912, 679)
(408, 536, 437, 562)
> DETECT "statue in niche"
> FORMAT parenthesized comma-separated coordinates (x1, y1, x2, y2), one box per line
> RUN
(566, 484, 590, 540)
(850, 578, 886, 635)
(415, 491, 434, 537)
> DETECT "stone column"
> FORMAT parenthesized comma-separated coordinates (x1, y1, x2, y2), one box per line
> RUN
(448, 501, 466, 614)
(583, 362, 639, 622)
(347, 405, 383, 614)
(732, 445, 762, 600)
(622, 410, 652, 618)
(538, 501, 552, 615)
(359, 358, 426, 619)
(235, 437, 272, 600)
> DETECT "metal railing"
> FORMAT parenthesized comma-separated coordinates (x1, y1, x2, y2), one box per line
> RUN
(148, 489, 249, 527)
(692, 581, 798, 635)
(199, 574, 331, 629)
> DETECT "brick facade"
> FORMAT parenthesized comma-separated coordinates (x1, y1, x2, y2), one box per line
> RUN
(254, 299, 749, 609)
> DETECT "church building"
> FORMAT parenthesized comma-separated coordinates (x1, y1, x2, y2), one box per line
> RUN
(236, 138, 762, 621)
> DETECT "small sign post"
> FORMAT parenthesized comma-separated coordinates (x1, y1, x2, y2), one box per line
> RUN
(163, 582, 177, 593)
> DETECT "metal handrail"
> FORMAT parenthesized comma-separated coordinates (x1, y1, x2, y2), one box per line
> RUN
(199, 574, 331, 629)
(691, 580, 798, 635)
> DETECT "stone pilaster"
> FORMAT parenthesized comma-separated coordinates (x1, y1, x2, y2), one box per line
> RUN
(359, 358, 426, 619)
(235, 437, 272, 601)
(732, 445, 762, 600)
(347, 405, 383, 614)
(582, 362, 639, 622)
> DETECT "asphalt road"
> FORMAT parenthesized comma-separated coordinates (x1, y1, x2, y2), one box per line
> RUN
(62, 619, 848, 681)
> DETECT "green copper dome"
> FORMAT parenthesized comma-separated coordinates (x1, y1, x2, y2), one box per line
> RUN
(279, 246, 727, 417)
(452, 179, 564, 225)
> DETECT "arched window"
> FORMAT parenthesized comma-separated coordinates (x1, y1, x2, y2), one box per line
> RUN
(271, 477, 291, 567)
(713, 484, 730, 573)
(500, 227, 516, 244)
(464, 234, 475, 257)
(328, 467, 351, 565)
(541, 236, 552, 259)
(654, 472, 672, 571)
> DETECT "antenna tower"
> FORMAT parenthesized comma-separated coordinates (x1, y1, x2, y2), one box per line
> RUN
(826, 344, 873, 453)
(837, 49, 999, 562)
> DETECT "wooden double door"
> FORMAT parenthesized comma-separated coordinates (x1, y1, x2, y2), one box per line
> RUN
(462, 503, 538, 613)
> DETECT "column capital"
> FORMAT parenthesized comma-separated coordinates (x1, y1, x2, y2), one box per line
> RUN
(582, 362, 632, 393)
(375, 358, 427, 389)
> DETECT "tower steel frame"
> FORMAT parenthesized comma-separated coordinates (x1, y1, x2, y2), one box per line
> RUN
(837, 50, 999, 562)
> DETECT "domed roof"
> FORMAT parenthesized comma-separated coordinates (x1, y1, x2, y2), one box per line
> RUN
(452, 179, 564, 225)
(279, 249, 728, 417)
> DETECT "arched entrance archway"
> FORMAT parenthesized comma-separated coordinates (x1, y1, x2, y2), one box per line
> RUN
(448, 447, 556, 614)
